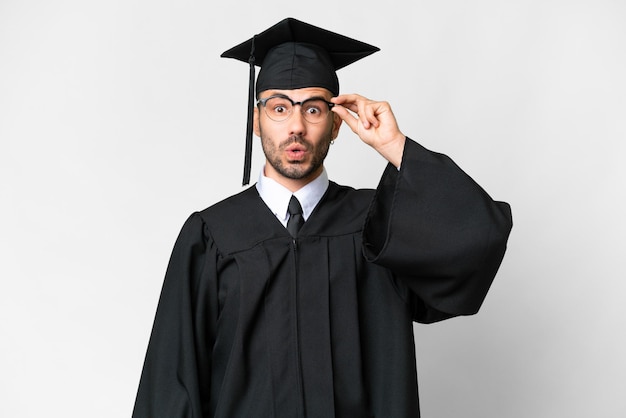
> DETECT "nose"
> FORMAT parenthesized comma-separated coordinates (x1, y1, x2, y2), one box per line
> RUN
(288, 105, 306, 135)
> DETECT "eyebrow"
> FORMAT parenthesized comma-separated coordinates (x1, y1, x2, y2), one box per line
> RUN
(264, 94, 332, 103)
(302, 95, 332, 103)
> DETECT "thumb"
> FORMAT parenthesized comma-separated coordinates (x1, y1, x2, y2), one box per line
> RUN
(331, 105, 359, 134)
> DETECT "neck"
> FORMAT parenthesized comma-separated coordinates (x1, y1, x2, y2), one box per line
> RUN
(263, 164, 324, 193)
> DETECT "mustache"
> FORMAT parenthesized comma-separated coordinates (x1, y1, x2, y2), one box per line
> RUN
(280, 135, 311, 149)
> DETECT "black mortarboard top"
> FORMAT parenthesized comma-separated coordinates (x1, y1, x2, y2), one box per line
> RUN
(221, 17, 380, 185)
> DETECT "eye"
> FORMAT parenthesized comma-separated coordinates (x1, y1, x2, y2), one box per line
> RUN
(303, 100, 325, 115)
(266, 97, 291, 116)
(305, 106, 321, 115)
(273, 105, 287, 114)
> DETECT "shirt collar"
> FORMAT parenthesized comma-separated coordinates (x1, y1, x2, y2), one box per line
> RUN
(256, 167, 329, 226)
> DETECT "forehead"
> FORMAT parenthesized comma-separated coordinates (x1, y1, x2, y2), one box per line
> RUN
(258, 87, 333, 100)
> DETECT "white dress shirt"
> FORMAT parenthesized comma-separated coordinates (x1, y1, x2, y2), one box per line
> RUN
(255, 167, 329, 227)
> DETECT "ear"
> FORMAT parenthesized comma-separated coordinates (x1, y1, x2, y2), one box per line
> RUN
(253, 106, 261, 137)
(331, 112, 342, 140)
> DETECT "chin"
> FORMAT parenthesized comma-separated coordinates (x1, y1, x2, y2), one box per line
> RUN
(281, 164, 314, 180)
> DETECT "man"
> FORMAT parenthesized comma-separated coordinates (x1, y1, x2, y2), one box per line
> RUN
(133, 18, 512, 418)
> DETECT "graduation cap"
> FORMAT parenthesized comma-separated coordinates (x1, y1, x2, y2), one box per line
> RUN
(221, 18, 380, 185)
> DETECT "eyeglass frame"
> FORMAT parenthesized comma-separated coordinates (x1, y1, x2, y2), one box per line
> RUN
(256, 94, 336, 124)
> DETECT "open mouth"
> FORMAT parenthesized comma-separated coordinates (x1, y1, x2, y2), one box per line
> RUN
(285, 143, 308, 161)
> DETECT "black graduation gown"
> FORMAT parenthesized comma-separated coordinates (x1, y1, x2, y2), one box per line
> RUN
(132, 138, 512, 418)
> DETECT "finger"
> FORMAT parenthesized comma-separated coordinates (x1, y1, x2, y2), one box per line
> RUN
(331, 93, 364, 106)
(335, 101, 359, 114)
(336, 95, 381, 130)
(331, 97, 360, 121)
(357, 100, 376, 130)
(331, 105, 359, 133)
(333, 94, 383, 130)
(364, 103, 380, 129)
(332, 94, 367, 115)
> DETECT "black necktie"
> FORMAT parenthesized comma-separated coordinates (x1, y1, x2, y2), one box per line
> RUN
(287, 195, 304, 237)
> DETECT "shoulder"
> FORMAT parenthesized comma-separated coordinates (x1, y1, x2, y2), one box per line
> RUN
(323, 181, 375, 213)
(297, 181, 376, 236)
(187, 182, 377, 253)
(195, 186, 281, 254)
(199, 186, 260, 222)
(176, 188, 259, 236)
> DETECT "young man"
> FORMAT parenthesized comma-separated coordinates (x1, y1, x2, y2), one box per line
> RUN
(133, 18, 512, 418)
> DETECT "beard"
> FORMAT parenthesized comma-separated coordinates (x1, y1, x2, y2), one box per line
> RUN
(259, 124, 333, 181)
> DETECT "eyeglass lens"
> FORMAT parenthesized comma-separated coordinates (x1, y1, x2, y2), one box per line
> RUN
(263, 97, 331, 123)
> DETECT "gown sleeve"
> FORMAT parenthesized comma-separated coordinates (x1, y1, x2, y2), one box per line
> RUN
(362, 138, 513, 323)
(132, 213, 217, 418)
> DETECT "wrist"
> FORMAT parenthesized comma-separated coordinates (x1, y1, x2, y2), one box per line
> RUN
(377, 134, 406, 168)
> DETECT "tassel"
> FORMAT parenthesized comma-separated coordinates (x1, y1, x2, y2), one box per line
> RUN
(242, 36, 256, 186)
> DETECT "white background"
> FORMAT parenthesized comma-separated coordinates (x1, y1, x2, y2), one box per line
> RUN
(1, 1, 625, 417)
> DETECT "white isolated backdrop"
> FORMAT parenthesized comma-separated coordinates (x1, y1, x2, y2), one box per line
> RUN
(1, 1, 625, 417)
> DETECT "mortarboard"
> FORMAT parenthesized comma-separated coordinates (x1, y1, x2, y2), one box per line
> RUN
(221, 18, 380, 185)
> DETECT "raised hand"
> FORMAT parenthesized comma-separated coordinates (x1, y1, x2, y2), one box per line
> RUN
(331, 94, 406, 168)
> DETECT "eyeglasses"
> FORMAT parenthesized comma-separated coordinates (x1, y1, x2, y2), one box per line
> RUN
(257, 94, 335, 124)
